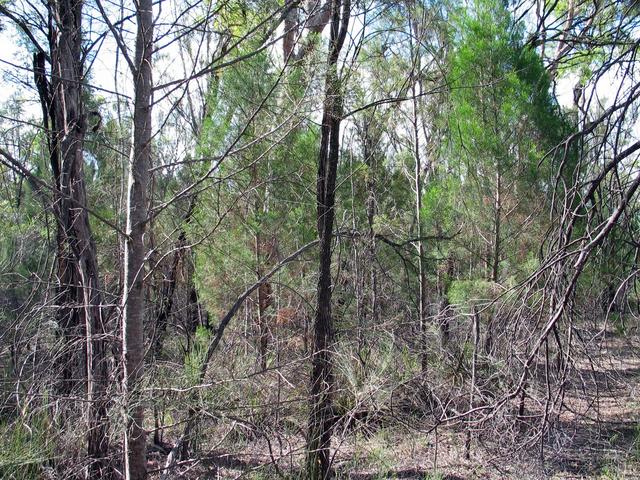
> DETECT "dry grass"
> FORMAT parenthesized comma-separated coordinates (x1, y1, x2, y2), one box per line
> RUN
(149, 328, 640, 479)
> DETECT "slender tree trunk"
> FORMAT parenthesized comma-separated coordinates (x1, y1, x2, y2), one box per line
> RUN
(465, 306, 480, 460)
(483, 170, 502, 355)
(307, 0, 349, 477)
(412, 86, 427, 371)
(364, 119, 379, 324)
(492, 170, 502, 283)
(122, 0, 153, 476)
(358, 117, 379, 361)
(255, 232, 270, 370)
(251, 162, 272, 371)
(34, 0, 77, 399)
(438, 257, 453, 349)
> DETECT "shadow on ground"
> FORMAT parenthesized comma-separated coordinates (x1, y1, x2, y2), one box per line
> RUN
(347, 470, 464, 479)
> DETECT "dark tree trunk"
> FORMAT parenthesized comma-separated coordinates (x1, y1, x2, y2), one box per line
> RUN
(152, 196, 198, 357)
(254, 229, 273, 371)
(256, 241, 271, 371)
(35, 0, 112, 475)
(438, 257, 454, 349)
(306, 0, 349, 477)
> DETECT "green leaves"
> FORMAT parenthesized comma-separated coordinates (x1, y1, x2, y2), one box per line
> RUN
(184, 325, 212, 383)
(439, 0, 569, 284)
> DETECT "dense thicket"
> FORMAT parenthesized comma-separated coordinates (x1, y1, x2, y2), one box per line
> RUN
(1, 0, 639, 478)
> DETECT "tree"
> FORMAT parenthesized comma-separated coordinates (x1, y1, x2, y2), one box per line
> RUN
(1, 0, 113, 475)
(444, 0, 568, 286)
(1, 0, 640, 476)
(307, 0, 350, 477)
(119, 0, 154, 474)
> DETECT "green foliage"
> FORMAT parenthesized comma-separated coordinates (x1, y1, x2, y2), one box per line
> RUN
(184, 325, 211, 383)
(0, 413, 54, 479)
(447, 279, 496, 305)
(423, 473, 445, 480)
(437, 0, 573, 287)
(1, 0, 636, 476)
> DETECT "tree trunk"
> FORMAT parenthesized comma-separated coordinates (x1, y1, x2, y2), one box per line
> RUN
(491, 169, 502, 283)
(364, 118, 379, 322)
(36, 0, 112, 474)
(252, 162, 273, 371)
(122, 0, 154, 476)
(307, 1, 349, 477)
(411, 85, 428, 372)
(438, 257, 453, 349)
(356, 116, 379, 363)
(465, 306, 480, 460)
(255, 232, 270, 370)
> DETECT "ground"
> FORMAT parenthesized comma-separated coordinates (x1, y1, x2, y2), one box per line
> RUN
(149, 327, 640, 479)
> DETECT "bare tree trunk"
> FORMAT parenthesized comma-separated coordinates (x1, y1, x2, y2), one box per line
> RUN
(307, 1, 349, 477)
(491, 169, 502, 283)
(251, 162, 273, 371)
(255, 232, 271, 370)
(122, 0, 153, 476)
(33, 2, 77, 399)
(438, 257, 453, 349)
(364, 119, 379, 324)
(359, 116, 379, 361)
(34, 0, 112, 474)
(411, 85, 428, 372)
(465, 306, 480, 460)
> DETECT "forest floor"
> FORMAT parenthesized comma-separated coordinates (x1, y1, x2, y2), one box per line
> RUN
(149, 327, 640, 479)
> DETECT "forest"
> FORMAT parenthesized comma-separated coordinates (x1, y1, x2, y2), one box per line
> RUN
(0, 0, 639, 478)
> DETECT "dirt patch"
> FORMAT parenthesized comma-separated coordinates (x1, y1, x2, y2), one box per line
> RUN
(150, 330, 640, 479)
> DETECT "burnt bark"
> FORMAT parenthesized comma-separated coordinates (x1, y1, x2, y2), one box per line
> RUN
(33, 0, 112, 475)
(306, 0, 349, 477)
(152, 197, 198, 358)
